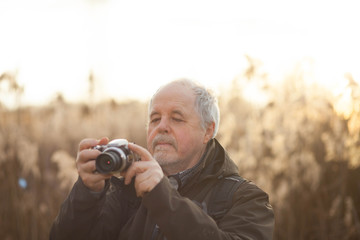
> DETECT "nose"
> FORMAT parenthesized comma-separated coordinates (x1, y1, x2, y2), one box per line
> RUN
(157, 117, 170, 133)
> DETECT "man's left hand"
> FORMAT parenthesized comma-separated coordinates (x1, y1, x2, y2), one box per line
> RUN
(123, 143, 164, 197)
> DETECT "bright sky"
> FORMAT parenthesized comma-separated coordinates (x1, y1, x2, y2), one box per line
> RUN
(1, 0, 359, 108)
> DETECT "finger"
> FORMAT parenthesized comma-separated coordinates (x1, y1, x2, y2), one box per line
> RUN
(123, 161, 146, 185)
(134, 167, 163, 197)
(76, 149, 100, 164)
(77, 159, 97, 174)
(78, 138, 99, 151)
(78, 137, 109, 151)
(98, 137, 109, 146)
(80, 172, 112, 191)
(136, 178, 158, 197)
(135, 174, 153, 197)
(128, 143, 154, 162)
(78, 155, 113, 176)
(124, 161, 156, 185)
(135, 170, 158, 190)
(78, 160, 112, 185)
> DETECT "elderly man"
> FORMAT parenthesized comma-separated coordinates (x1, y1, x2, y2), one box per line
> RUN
(50, 79, 274, 240)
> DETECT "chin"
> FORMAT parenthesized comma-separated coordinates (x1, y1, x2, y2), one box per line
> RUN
(154, 153, 176, 167)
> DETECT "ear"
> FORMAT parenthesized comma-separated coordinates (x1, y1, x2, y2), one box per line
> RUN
(203, 122, 215, 144)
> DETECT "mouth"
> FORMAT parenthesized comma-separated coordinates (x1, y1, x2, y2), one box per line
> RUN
(156, 142, 172, 146)
(152, 136, 177, 151)
(154, 142, 173, 149)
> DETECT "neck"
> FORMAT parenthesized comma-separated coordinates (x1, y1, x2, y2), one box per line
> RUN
(162, 143, 208, 176)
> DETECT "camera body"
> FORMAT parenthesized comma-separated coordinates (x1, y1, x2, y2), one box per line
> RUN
(94, 139, 137, 174)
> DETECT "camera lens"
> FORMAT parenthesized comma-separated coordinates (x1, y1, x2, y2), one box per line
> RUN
(95, 148, 126, 173)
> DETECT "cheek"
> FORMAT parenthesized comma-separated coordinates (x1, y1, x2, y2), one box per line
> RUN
(146, 128, 155, 150)
(174, 131, 193, 149)
(178, 130, 205, 149)
(147, 125, 156, 138)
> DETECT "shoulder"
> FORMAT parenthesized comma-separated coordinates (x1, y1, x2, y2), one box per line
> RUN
(207, 175, 273, 220)
(229, 176, 274, 226)
(215, 173, 271, 204)
(233, 178, 271, 204)
(214, 176, 275, 238)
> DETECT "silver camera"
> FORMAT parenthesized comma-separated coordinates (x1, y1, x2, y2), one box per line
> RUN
(94, 139, 137, 174)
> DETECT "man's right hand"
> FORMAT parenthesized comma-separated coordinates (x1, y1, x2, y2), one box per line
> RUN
(76, 137, 113, 192)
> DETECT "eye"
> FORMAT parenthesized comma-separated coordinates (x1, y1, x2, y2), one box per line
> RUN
(173, 118, 183, 122)
(150, 118, 160, 123)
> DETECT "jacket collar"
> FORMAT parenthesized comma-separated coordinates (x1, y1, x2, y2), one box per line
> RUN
(168, 139, 239, 190)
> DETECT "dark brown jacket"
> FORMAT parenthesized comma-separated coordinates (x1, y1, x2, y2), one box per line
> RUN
(50, 139, 274, 239)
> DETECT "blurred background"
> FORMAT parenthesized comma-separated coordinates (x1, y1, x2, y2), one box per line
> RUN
(1, 0, 359, 239)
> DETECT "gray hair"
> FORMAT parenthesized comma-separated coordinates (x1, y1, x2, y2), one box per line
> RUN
(148, 78, 220, 138)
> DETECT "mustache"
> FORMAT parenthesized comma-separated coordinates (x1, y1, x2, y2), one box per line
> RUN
(152, 135, 177, 150)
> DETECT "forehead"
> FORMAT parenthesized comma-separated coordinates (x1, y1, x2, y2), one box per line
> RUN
(150, 83, 196, 113)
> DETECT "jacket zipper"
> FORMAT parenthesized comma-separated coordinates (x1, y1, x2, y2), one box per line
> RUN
(151, 224, 160, 240)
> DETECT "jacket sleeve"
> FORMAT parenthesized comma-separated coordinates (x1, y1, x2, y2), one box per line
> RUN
(142, 177, 274, 240)
(49, 177, 134, 240)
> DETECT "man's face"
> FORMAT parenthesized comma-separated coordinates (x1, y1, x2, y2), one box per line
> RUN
(146, 83, 212, 175)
